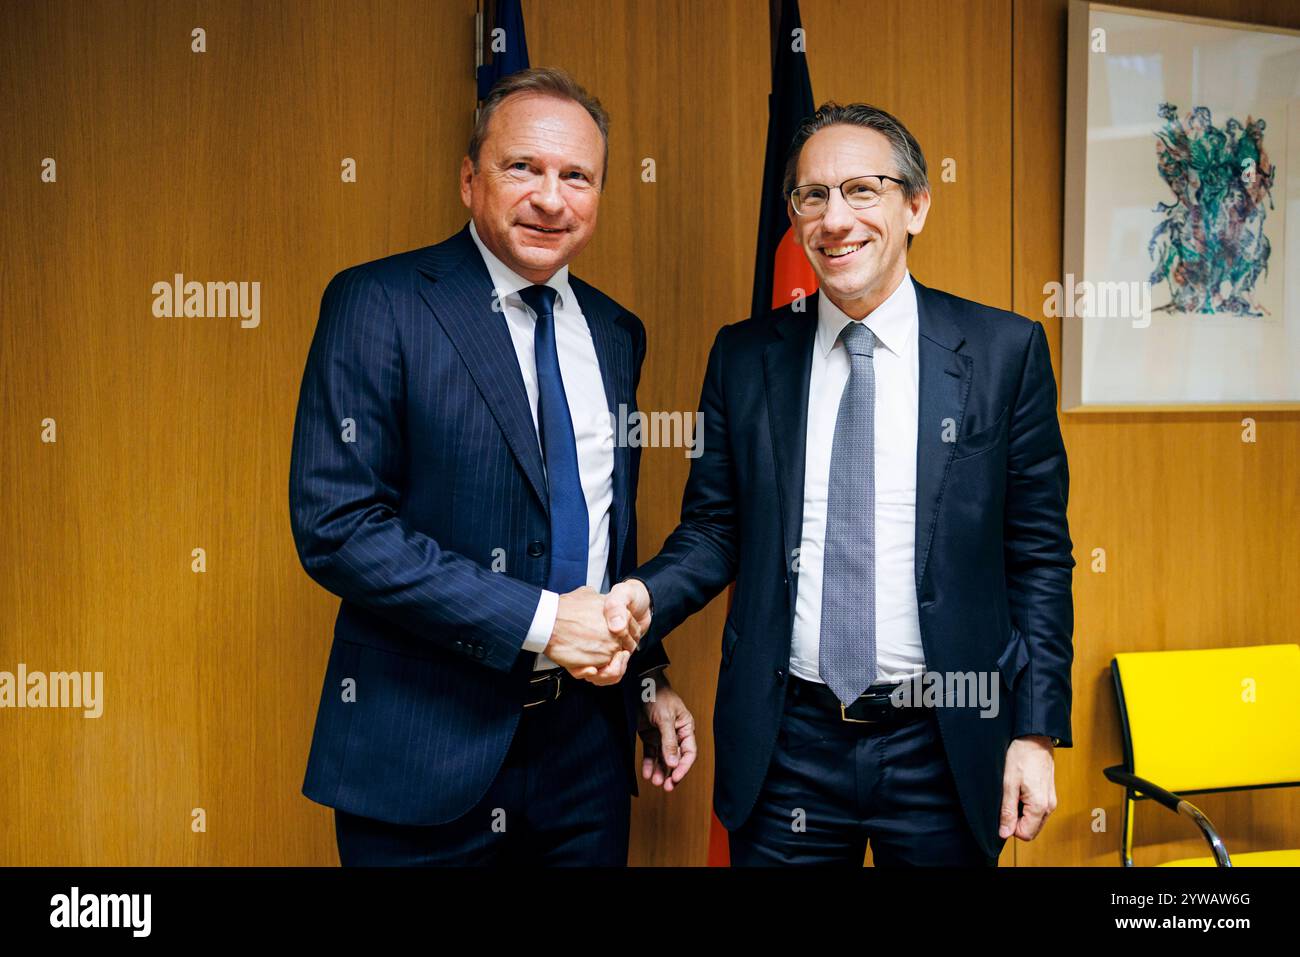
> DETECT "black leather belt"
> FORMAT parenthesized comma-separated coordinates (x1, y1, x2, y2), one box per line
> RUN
(523, 668, 573, 708)
(788, 674, 931, 725)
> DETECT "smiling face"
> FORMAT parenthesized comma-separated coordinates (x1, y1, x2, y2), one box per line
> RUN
(460, 92, 605, 283)
(788, 124, 930, 318)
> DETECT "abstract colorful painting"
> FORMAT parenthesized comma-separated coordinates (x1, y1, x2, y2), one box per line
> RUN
(1062, 2, 1300, 410)
(1150, 104, 1275, 318)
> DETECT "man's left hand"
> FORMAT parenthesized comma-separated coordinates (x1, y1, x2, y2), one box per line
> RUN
(999, 735, 1057, 840)
(638, 675, 697, 792)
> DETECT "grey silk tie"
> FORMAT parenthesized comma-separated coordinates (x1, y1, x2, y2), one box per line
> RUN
(819, 319, 877, 706)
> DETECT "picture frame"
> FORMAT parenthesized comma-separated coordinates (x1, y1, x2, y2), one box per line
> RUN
(1061, 1, 1300, 411)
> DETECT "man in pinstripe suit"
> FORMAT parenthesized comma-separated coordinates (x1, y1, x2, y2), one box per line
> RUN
(289, 68, 696, 866)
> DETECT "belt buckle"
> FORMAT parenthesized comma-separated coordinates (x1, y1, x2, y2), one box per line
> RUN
(524, 670, 563, 708)
(840, 699, 880, 724)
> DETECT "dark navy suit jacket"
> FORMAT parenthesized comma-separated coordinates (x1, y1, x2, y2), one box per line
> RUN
(289, 225, 666, 826)
(632, 282, 1074, 860)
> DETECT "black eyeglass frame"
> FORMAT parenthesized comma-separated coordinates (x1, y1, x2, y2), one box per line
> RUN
(788, 174, 907, 215)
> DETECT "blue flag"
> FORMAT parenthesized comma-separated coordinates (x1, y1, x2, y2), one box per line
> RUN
(477, 0, 531, 101)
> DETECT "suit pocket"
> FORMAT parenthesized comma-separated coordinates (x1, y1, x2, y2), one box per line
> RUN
(997, 625, 1030, 691)
(951, 403, 1009, 461)
(777, 703, 832, 754)
(722, 618, 741, 667)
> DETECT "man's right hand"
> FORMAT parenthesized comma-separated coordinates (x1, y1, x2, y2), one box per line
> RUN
(545, 586, 641, 679)
(570, 578, 654, 686)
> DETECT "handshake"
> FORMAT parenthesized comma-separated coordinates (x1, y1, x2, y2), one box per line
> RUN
(542, 579, 652, 685)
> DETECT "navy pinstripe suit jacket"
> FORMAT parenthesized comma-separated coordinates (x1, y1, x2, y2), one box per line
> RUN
(289, 224, 667, 826)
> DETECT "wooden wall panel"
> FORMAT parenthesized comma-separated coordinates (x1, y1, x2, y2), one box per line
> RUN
(1013, 0, 1300, 866)
(801, 0, 1014, 311)
(0, 0, 477, 865)
(2, 0, 1294, 869)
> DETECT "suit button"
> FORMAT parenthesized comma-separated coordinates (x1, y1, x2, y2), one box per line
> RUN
(774, 668, 786, 681)
(474, 646, 486, 659)
(527, 541, 545, 557)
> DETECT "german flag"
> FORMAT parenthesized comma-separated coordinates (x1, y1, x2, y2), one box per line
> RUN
(750, 0, 817, 317)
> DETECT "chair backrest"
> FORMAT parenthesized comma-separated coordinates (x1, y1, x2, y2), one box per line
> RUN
(1112, 644, 1300, 793)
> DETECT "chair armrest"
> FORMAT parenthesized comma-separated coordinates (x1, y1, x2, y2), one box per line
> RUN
(1103, 765, 1231, 866)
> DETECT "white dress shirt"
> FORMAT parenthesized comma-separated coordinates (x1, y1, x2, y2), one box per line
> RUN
(789, 271, 926, 685)
(468, 221, 614, 670)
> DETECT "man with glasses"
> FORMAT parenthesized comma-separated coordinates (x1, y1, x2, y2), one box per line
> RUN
(603, 102, 1074, 865)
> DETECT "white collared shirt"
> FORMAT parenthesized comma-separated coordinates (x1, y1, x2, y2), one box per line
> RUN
(468, 221, 614, 670)
(789, 271, 926, 685)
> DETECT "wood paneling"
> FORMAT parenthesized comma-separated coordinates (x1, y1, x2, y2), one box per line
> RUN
(1013, 0, 1300, 866)
(801, 0, 1014, 310)
(0, 0, 477, 865)
(2, 0, 1294, 868)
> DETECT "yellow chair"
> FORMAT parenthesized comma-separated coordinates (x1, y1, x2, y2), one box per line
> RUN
(1105, 644, 1300, 867)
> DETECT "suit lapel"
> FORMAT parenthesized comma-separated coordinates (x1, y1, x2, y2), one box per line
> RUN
(414, 226, 549, 514)
(763, 300, 818, 621)
(570, 276, 633, 575)
(913, 279, 971, 593)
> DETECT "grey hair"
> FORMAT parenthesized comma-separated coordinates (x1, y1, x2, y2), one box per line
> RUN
(782, 102, 929, 246)
(469, 67, 610, 187)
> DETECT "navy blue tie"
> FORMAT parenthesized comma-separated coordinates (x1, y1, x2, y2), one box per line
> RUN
(518, 284, 588, 593)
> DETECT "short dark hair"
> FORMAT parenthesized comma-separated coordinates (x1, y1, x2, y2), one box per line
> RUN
(469, 67, 610, 187)
(783, 102, 929, 248)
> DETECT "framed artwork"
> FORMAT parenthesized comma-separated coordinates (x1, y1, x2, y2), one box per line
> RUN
(1062, 1, 1300, 411)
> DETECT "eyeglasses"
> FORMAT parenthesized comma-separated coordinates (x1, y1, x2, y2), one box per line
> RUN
(789, 174, 906, 216)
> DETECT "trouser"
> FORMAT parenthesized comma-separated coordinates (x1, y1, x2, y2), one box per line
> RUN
(334, 675, 630, 866)
(729, 677, 998, 867)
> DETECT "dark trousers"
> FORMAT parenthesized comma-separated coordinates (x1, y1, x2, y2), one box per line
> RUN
(729, 679, 998, 867)
(334, 677, 630, 866)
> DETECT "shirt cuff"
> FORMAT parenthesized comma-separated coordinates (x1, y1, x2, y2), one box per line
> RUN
(522, 589, 559, 654)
